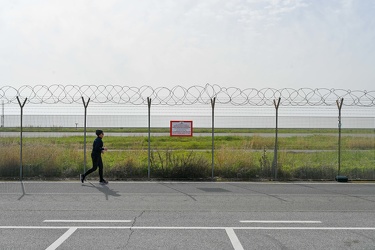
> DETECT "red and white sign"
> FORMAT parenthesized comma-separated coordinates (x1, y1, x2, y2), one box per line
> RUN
(170, 121, 193, 137)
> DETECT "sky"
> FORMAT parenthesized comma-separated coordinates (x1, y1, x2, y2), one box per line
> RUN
(1, 0, 375, 91)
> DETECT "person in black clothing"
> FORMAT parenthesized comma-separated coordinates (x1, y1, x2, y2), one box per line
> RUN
(80, 130, 108, 184)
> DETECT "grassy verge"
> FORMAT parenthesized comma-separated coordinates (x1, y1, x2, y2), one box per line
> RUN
(0, 133, 374, 181)
(14, 133, 373, 150)
(1, 127, 374, 134)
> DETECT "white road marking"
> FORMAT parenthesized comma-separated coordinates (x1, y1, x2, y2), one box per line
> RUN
(2, 224, 375, 249)
(1, 226, 375, 230)
(240, 220, 322, 224)
(225, 228, 244, 250)
(45, 227, 77, 250)
(44, 220, 132, 223)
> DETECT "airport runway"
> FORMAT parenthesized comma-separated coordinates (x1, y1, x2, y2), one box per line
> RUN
(1, 131, 374, 137)
(1, 181, 375, 249)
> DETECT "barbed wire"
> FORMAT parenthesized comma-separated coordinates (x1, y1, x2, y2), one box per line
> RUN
(0, 84, 374, 106)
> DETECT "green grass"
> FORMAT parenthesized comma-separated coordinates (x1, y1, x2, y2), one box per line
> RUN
(0, 131, 374, 181)
(1, 126, 374, 134)
(14, 134, 373, 151)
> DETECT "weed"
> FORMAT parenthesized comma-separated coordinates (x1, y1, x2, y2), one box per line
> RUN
(0, 133, 374, 180)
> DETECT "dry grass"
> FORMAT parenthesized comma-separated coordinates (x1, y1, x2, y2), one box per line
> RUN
(0, 134, 374, 180)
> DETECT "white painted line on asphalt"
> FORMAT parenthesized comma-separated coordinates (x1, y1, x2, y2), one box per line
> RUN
(225, 228, 244, 250)
(44, 220, 132, 223)
(240, 220, 322, 224)
(129, 226, 375, 230)
(2, 226, 375, 230)
(45, 227, 77, 250)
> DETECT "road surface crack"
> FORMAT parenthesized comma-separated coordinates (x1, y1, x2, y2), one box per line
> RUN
(124, 210, 145, 248)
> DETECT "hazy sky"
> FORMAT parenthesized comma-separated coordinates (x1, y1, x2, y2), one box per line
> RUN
(1, 0, 374, 91)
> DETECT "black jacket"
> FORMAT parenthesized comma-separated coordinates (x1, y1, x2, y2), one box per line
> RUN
(91, 137, 104, 157)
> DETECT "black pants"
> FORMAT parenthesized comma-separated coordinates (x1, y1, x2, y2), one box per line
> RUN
(84, 154, 104, 181)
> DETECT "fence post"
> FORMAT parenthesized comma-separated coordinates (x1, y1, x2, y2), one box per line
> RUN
(1, 100, 4, 127)
(147, 97, 151, 180)
(82, 97, 90, 174)
(272, 97, 281, 180)
(16, 97, 27, 181)
(336, 98, 344, 177)
(211, 97, 216, 181)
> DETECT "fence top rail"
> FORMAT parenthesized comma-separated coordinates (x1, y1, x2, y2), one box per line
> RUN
(1, 84, 374, 107)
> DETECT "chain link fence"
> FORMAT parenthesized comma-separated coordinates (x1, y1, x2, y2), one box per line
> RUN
(0, 85, 374, 181)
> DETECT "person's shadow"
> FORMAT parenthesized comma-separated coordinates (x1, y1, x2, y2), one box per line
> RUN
(83, 182, 121, 200)
(17, 181, 27, 200)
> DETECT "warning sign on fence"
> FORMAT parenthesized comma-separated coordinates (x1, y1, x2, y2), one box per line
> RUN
(170, 121, 193, 137)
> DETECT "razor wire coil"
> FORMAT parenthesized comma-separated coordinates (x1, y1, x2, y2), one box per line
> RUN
(0, 84, 374, 107)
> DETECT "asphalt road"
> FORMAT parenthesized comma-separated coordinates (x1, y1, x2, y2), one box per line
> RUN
(1, 181, 375, 249)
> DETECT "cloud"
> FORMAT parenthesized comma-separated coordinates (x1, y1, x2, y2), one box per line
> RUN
(0, 0, 374, 90)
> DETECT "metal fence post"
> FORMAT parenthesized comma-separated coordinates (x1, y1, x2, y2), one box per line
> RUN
(211, 97, 216, 181)
(147, 97, 152, 180)
(336, 98, 344, 176)
(272, 97, 281, 180)
(1, 100, 4, 127)
(82, 97, 90, 174)
(16, 97, 27, 181)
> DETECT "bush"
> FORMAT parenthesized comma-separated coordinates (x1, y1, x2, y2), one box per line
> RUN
(291, 165, 336, 180)
(150, 150, 210, 179)
(0, 146, 19, 178)
(108, 158, 147, 179)
(215, 146, 260, 179)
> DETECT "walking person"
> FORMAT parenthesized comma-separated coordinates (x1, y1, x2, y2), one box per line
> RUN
(80, 130, 108, 184)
